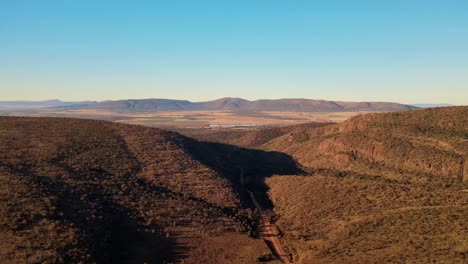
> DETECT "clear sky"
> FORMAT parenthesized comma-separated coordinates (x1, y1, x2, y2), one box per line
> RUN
(1, 0, 467, 104)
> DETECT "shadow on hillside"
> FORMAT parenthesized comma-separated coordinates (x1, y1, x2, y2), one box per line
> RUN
(184, 139, 303, 211)
(6, 163, 183, 264)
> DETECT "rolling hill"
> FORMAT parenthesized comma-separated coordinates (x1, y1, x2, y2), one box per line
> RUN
(0, 117, 297, 263)
(260, 106, 468, 263)
(264, 106, 468, 185)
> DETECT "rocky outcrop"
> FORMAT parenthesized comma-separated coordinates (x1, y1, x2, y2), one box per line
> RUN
(264, 106, 468, 184)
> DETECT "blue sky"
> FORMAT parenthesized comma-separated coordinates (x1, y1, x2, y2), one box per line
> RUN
(1, 0, 467, 104)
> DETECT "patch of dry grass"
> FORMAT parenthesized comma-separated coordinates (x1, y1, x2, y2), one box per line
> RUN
(266, 175, 468, 263)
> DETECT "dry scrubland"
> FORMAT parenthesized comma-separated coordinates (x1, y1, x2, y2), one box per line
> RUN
(0, 106, 467, 264)
(177, 106, 468, 263)
(267, 175, 467, 263)
(0, 117, 279, 263)
(261, 106, 468, 263)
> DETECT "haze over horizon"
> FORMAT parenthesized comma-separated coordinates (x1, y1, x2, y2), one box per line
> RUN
(1, 1, 468, 104)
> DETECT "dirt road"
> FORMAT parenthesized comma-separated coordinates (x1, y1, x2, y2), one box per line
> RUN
(248, 191, 292, 264)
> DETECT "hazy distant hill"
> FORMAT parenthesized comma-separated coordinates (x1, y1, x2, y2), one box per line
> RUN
(82, 97, 417, 112)
(0, 100, 97, 109)
(412, 103, 454, 108)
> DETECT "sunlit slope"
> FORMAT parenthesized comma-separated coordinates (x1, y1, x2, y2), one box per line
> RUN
(264, 106, 468, 185)
(262, 106, 468, 263)
(266, 175, 467, 263)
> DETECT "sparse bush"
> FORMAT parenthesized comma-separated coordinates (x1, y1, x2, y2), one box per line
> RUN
(0, 117, 262, 263)
(267, 174, 468, 263)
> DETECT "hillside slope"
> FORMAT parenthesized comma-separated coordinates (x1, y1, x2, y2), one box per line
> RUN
(266, 175, 467, 263)
(260, 106, 468, 263)
(0, 117, 277, 263)
(264, 106, 468, 185)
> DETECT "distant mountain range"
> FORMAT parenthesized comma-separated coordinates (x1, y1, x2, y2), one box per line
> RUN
(0, 99, 97, 109)
(73, 98, 418, 112)
(0, 98, 418, 112)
